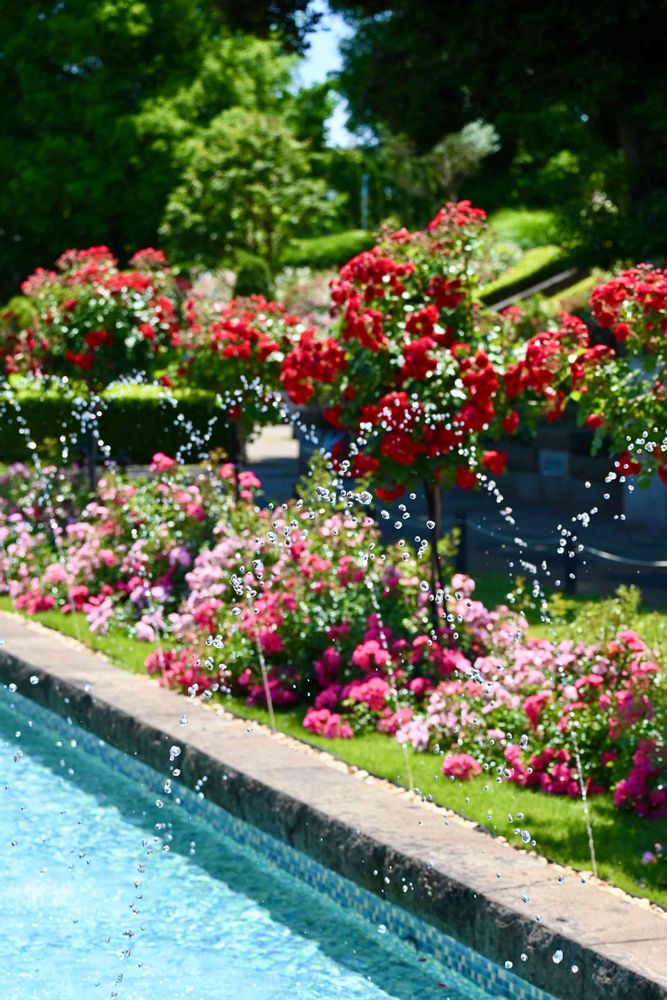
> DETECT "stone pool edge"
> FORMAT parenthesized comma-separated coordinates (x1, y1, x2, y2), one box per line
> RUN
(0, 612, 665, 1000)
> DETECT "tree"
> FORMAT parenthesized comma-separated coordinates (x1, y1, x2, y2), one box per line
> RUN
(330, 0, 667, 255)
(160, 108, 336, 266)
(210, 0, 322, 53)
(0, 1, 297, 297)
(279, 201, 564, 614)
(381, 121, 500, 226)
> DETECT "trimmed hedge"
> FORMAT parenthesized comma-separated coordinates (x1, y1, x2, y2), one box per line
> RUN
(480, 245, 571, 305)
(0, 384, 234, 464)
(280, 229, 374, 270)
(233, 252, 274, 298)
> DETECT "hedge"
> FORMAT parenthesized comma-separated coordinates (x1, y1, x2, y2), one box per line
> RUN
(480, 245, 572, 305)
(487, 208, 557, 250)
(0, 384, 234, 464)
(280, 229, 374, 270)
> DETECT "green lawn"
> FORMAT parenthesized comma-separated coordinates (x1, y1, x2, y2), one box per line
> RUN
(1, 593, 665, 906)
(488, 208, 557, 249)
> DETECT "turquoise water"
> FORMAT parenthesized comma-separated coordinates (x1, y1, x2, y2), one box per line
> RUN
(0, 687, 534, 1000)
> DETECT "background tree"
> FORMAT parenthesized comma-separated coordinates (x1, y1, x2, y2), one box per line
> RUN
(160, 108, 337, 267)
(330, 0, 667, 258)
(0, 1, 316, 297)
(381, 121, 500, 227)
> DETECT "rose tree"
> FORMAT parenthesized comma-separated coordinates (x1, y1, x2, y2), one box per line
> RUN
(179, 293, 304, 447)
(583, 266, 667, 483)
(14, 246, 182, 385)
(280, 202, 559, 598)
(4, 246, 184, 487)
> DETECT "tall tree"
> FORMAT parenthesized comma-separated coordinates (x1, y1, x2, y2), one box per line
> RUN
(330, 0, 667, 253)
(160, 108, 334, 266)
(0, 1, 294, 295)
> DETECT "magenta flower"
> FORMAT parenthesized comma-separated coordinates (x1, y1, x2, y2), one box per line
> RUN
(442, 753, 481, 781)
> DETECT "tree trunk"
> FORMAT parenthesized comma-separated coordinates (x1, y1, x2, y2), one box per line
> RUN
(85, 422, 97, 493)
(230, 418, 245, 503)
(423, 478, 443, 632)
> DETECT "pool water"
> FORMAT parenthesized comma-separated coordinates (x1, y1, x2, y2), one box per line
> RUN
(0, 687, 544, 1000)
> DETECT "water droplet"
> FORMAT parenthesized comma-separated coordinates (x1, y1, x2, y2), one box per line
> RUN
(29, 675, 39, 686)
(377, 924, 387, 935)
(426, 519, 435, 530)
(504, 960, 513, 970)
(553, 950, 563, 964)
(179, 714, 188, 726)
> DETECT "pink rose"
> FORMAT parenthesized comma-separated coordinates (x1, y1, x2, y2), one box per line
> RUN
(442, 753, 481, 781)
(150, 452, 175, 472)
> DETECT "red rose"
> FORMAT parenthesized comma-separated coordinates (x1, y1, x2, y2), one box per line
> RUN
(64, 349, 95, 370)
(350, 453, 380, 477)
(84, 328, 110, 349)
(502, 410, 519, 434)
(139, 322, 156, 340)
(481, 450, 507, 476)
(380, 430, 418, 465)
(456, 467, 477, 490)
(615, 450, 642, 475)
(323, 405, 345, 430)
(586, 413, 604, 430)
(376, 484, 404, 502)
(613, 323, 631, 341)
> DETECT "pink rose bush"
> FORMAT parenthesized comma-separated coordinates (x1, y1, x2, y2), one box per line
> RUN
(0, 456, 664, 819)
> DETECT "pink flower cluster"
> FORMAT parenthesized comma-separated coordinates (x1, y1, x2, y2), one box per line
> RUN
(0, 458, 664, 818)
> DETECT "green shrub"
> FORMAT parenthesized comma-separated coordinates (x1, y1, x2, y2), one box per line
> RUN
(233, 252, 274, 298)
(1, 295, 36, 328)
(0, 383, 234, 464)
(280, 229, 374, 270)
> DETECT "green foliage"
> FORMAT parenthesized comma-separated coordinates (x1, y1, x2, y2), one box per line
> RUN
(543, 273, 600, 314)
(288, 81, 338, 150)
(1, 296, 36, 329)
(0, 383, 233, 464)
(332, 0, 667, 261)
(380, 121, 500, 225)
(161, 107, 335, 265)
(233, 252, 275, 298)
(0, 2, 322, 296)
(280, 229, 374, 269)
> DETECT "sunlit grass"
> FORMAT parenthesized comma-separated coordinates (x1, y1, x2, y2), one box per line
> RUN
(488, 208, 558, 249)
(1, 593, 664, 906)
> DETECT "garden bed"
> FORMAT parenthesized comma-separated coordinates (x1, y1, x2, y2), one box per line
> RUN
(0, 595, 664, 908)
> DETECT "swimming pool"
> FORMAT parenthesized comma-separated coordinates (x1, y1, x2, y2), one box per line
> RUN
(0, 685, 552, 1000)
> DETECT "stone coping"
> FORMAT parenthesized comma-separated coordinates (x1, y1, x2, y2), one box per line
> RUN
(0, 611, 665, 1000)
